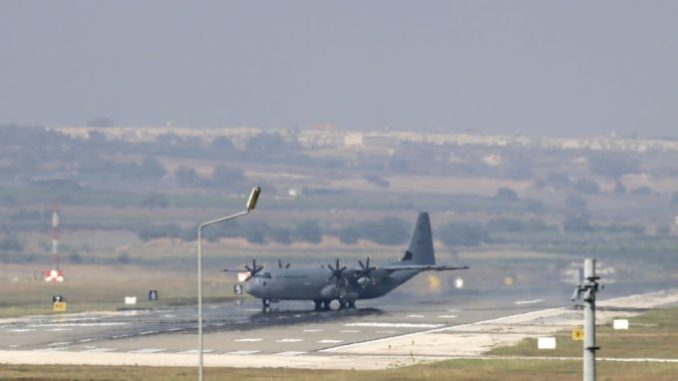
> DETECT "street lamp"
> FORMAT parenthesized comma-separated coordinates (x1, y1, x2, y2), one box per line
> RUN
(197, 186, 261, 381)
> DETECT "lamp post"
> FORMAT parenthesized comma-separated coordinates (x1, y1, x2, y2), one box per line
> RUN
(197, 186, 260, 381)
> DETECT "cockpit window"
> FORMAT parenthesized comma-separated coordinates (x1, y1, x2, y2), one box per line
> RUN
(263, 272, 272, 279)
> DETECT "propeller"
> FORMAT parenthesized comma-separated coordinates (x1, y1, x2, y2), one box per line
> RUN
(278, 259, 291, 269)
(244, 259, 264, 281)
(356, 257, 377, 288)
(328, 258, 348, 289)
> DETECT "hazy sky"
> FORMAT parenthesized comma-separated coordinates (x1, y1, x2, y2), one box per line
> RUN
(1, 1, 677, 136)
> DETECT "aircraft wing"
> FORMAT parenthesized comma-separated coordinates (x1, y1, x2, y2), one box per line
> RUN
(381, 265, 469, 273)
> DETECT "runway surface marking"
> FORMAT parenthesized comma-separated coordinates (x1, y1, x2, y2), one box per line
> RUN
(226, 350, 260, 355)
(129, 348, 166, 354)
(234, 338, 263, 342)
(515, 299, 544, 305)
(339, 329, 360, 333)
(27, 322, 126, 327)
(8, 329, 35, 332)
(81, 348, 116, 353)
(47, 341, 71, 347)
(276, 338, 303, 343)
(34, 347, 68, 352)
(47, 328, 72, 332)
(407, 314, 425, 318)
(303, 329, 323, 333)
(276, 351, 307, 356)
(318, 339, 344, 344)
(111, 334, 131, 339)
(78, 338, 95, 343)
(139, 330, 158, 335)
(437, 315, 457, 318)
(345, 322, 443, 328)
(376, 330, 397, 334)
(167, 327, 182, 332)
(178, 349, 213, 354)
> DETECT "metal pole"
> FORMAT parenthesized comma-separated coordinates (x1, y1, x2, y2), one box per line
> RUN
(197, 225, 204, 381)
(197, 210, 249, 381)
(583, 258, 598, 381)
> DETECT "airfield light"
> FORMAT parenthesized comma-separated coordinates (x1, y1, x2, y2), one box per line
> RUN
(197, 186, 261, 381)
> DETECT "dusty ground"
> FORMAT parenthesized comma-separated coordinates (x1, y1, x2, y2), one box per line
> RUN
(323, 289, 678, 360)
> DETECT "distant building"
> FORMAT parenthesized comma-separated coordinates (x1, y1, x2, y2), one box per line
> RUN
(344, 133, 364, 147)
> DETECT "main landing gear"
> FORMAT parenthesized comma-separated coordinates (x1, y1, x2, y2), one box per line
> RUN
(262, 298, 271, 313)
(313, 299, 356, 311)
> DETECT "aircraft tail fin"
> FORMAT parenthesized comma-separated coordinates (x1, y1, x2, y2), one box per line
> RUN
(400, 212, 435, 265)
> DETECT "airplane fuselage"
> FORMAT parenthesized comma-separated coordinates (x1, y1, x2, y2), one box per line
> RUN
(245, 267, 419, 301)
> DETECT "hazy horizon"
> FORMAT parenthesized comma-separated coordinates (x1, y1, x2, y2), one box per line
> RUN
(2, 1, 677, 137)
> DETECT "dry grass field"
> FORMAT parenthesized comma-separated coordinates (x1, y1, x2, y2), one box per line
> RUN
(0, 358, 676, 381)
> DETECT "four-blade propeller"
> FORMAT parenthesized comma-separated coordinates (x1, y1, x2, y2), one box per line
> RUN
(328, 258, 349, 289)
(356, 257, 377, 288)
(244, 259, 264, 281)
(278, 259, 291, 269)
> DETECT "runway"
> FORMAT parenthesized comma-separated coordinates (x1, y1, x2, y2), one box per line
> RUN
(0, 287, 560, 353)
(1, 286, 676, 369)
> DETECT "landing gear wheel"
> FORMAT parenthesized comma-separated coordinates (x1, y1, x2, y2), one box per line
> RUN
(313, 299, 322, 311)
(338, 300, 348, 310)
(322, 300, 332, 311)
(347, 300, 356, 309)
(262, 298, 271, 313)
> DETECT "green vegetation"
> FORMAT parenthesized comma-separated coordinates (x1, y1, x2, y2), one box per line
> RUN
(490, 307, 678, 359)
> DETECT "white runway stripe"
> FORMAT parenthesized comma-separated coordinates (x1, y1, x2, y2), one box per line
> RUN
(437, 315, 458, 319)
(340, 329, 360, 333)
(81, 348, 116, 353)
(8, 329, 35, 332)
(276, 338, 303, 343)
(515, 299, 543, 305)
(376, 330, 398, 334)
(234, 338, 263, 342)
(47, 341, 72, 347)
(28, 322, 125, 327)
(177, 349, 213, 354)
(303, 329, 323, 333)
(129, 348, 166, 354)
(407, 314, 425, 318)
(318, 339, 344, 344)
(345, 322, 443, 328)
(139, 330, 158, 335)
(226, 350, 260, 355)
(47, 328, 72, 332)
(276, 351, 307, 356)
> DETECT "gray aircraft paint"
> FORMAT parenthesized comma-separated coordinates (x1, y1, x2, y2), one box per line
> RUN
(241, 212, 467, 306)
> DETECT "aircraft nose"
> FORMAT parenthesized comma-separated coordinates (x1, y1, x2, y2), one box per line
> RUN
(244, 280, 257, 295)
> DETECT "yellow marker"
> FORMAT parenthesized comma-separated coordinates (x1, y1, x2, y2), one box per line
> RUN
(53, 301, 67, 312)
(572, 327, 584, 341)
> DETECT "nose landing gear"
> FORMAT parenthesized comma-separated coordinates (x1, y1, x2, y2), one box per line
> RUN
(262, 298, 271, 313)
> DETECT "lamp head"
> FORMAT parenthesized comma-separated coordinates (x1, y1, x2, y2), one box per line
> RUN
(246, 186, 261, 211)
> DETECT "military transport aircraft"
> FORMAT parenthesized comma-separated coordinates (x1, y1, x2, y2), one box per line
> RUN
(228, 212, 468, 312)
